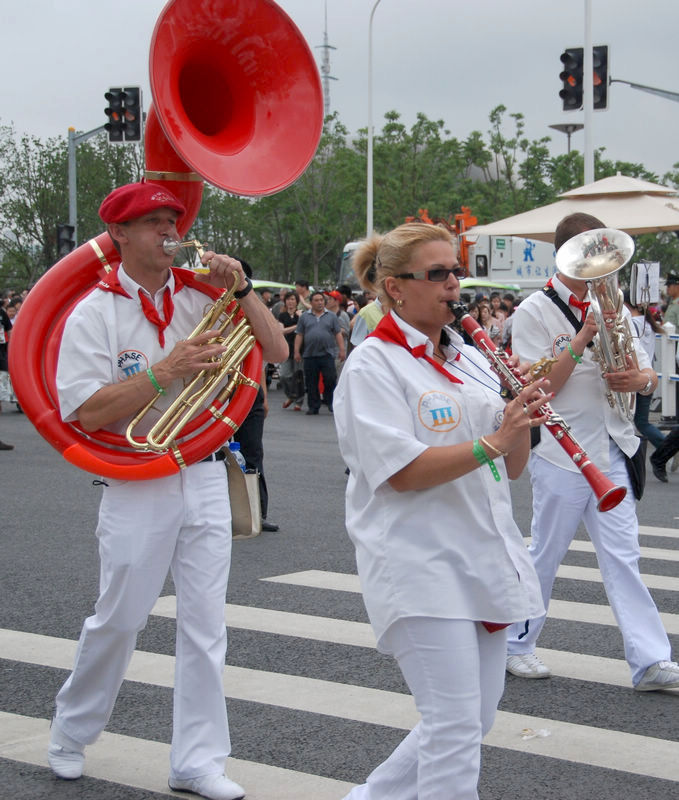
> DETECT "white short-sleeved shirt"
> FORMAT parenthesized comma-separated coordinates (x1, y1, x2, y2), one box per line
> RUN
(512, 275, 648, 472)
(333, 311, 543, 651)
(57, 265, 215, 435)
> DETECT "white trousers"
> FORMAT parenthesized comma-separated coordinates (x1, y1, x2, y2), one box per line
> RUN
(54, 461, 233, 781)
(506, 443, 671, 685)
(343, 618, 507, 800)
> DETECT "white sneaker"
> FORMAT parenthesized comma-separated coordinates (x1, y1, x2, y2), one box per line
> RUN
(634, 660, 679, 692)
(506, 653, 552, 679)
(47, 723, 85, 780)
(670, 453, 679, 473)
(169, 773, 245, 800)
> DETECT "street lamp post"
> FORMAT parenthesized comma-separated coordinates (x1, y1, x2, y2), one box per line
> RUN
(367, 0, 382, 237)
(67, 124, 105, 246)
(549, 123, 584, 153)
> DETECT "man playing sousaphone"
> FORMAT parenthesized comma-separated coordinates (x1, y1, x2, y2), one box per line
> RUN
(505, 212, 679, 691)
(49, 181, 287, 800)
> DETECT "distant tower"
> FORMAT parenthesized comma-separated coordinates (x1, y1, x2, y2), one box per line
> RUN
(316, 0, 337, 117)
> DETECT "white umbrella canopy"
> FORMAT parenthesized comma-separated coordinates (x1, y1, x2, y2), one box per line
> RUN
(464, 175, 679, 243)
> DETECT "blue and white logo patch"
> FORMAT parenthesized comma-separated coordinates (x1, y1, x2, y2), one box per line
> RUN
(117, 349, 149, 382)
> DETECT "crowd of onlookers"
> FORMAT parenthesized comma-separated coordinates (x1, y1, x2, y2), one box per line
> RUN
(1, 289, 27, 449)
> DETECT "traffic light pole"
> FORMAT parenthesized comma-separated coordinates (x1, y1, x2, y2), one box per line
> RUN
(610, 79, 679, 104)
(583, 0, 594, 185)
(67, 125, 106, 246)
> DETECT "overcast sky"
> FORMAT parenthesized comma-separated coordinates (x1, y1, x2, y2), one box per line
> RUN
(1, 0, 677, 191)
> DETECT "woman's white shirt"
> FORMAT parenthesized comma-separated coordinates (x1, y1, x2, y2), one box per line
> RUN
(333, 311, 543, 652)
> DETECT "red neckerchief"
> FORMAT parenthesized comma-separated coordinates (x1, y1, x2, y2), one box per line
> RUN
(97, 266, 223, 347)
(368, 311, 462, 385)
(546, 277, 590, 317)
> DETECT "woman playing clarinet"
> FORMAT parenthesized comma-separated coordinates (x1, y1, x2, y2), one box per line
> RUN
(333, 222, 548, 800)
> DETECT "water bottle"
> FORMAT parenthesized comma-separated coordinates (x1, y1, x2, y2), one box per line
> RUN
(229, 442, 247, 471)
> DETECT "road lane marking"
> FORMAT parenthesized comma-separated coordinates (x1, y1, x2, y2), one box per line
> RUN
(638, 525, 679, 539)
(0, 711, 353, 800)
(260, 572, 679, 634)
(525, 537, 679, 563)
(2, 632, 679, 782)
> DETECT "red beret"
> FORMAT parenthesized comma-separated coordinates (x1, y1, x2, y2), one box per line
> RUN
(98, 181, 186, 224)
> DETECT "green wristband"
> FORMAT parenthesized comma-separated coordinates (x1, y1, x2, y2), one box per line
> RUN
(473, 439, 501, 482)
(567, 342, 582, 364)
(146, 367, 166, 395)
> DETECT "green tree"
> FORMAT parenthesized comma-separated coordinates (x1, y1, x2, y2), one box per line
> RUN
(0, 123, 144, 289)
(0, 125, 68, 287)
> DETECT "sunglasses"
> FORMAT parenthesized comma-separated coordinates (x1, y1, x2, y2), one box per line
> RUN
(394, 266, 465, 282)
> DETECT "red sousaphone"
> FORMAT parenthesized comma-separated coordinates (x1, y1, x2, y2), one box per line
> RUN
(9, 0, 323, 480)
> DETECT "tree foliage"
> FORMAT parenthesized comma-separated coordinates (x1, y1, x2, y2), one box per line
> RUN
(0, 105, 677, 291)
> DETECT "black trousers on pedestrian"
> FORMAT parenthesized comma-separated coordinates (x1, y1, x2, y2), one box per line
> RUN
(303, 354, 337, 412)
(651, 426, 679, 467)
(233, 386, 268, 518)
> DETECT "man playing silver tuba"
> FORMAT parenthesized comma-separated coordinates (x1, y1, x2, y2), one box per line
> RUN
(505, 212, 679, 692)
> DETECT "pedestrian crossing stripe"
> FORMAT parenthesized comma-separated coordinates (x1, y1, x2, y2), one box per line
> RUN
(638, 525, 679, 539)
(526, 537, 679, 563)
(254, 573, 679, 636)
(0, 711, 353, 800)
(2, 523, 678, 794)
(2, 627, 679, 784)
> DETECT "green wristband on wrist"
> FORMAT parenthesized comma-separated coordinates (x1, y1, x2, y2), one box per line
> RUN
(472, 439, 501, 482)
(567, 342, 582, 364)
(147, 367, 166, 395)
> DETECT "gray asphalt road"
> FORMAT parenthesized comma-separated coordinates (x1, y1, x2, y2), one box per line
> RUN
(1, 391, 678, 800)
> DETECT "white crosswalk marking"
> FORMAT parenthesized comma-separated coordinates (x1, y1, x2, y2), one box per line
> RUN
(525, 536, 679, 562)
(0, 711, 353, 800)
(265, 563, 679, 593)
(2, 626, 679, 782)
(1, 525, 678, 795)
(261, 571, 679, 634)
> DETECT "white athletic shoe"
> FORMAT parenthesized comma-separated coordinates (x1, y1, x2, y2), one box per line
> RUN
(47, 723, 85, 780)
(670, 453, 679, 473)
(169, 773, 246, 800)
(634, 660, 679, 692)
(506, 653, 552, 679)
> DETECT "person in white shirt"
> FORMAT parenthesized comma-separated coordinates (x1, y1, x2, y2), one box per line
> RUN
(505, 212, 679, 692)
(49, 181, 287, 800)
(624, 290, 666, 450)
(334, 222, 547, 800)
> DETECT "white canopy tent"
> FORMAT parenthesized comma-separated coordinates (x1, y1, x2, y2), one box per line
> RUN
(463, 175, 679, 243)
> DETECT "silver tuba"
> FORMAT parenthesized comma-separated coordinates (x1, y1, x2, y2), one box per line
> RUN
(555, 227, 637, 420)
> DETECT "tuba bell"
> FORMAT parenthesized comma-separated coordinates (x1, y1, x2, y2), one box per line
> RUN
(555, 227, 638, 420)
(9, 0, 323, 481)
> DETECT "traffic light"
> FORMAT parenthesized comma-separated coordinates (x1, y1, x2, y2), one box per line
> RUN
(559, 48, 584, 111)
(104, 88, 125, 142)
(122, 86, 142, 142)
(592, 45, 609, 110)
(104, 87, 142, 142)
(56, 224, 75, 258)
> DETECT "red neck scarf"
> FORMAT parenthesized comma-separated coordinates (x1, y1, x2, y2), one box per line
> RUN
(369, 312, 462, 385)
(97, 266, 222, 347)
(546, 277, 590, 318)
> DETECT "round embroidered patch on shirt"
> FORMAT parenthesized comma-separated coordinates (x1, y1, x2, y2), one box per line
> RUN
(418, 391, 462, 433)
(117, 350, 149, 381)
(552, 333, 572, 358)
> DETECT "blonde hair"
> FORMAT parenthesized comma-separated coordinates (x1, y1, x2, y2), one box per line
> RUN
(352, 223, 455, 309)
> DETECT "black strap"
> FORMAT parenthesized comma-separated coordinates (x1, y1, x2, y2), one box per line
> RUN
(542, 286, 593, 348)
